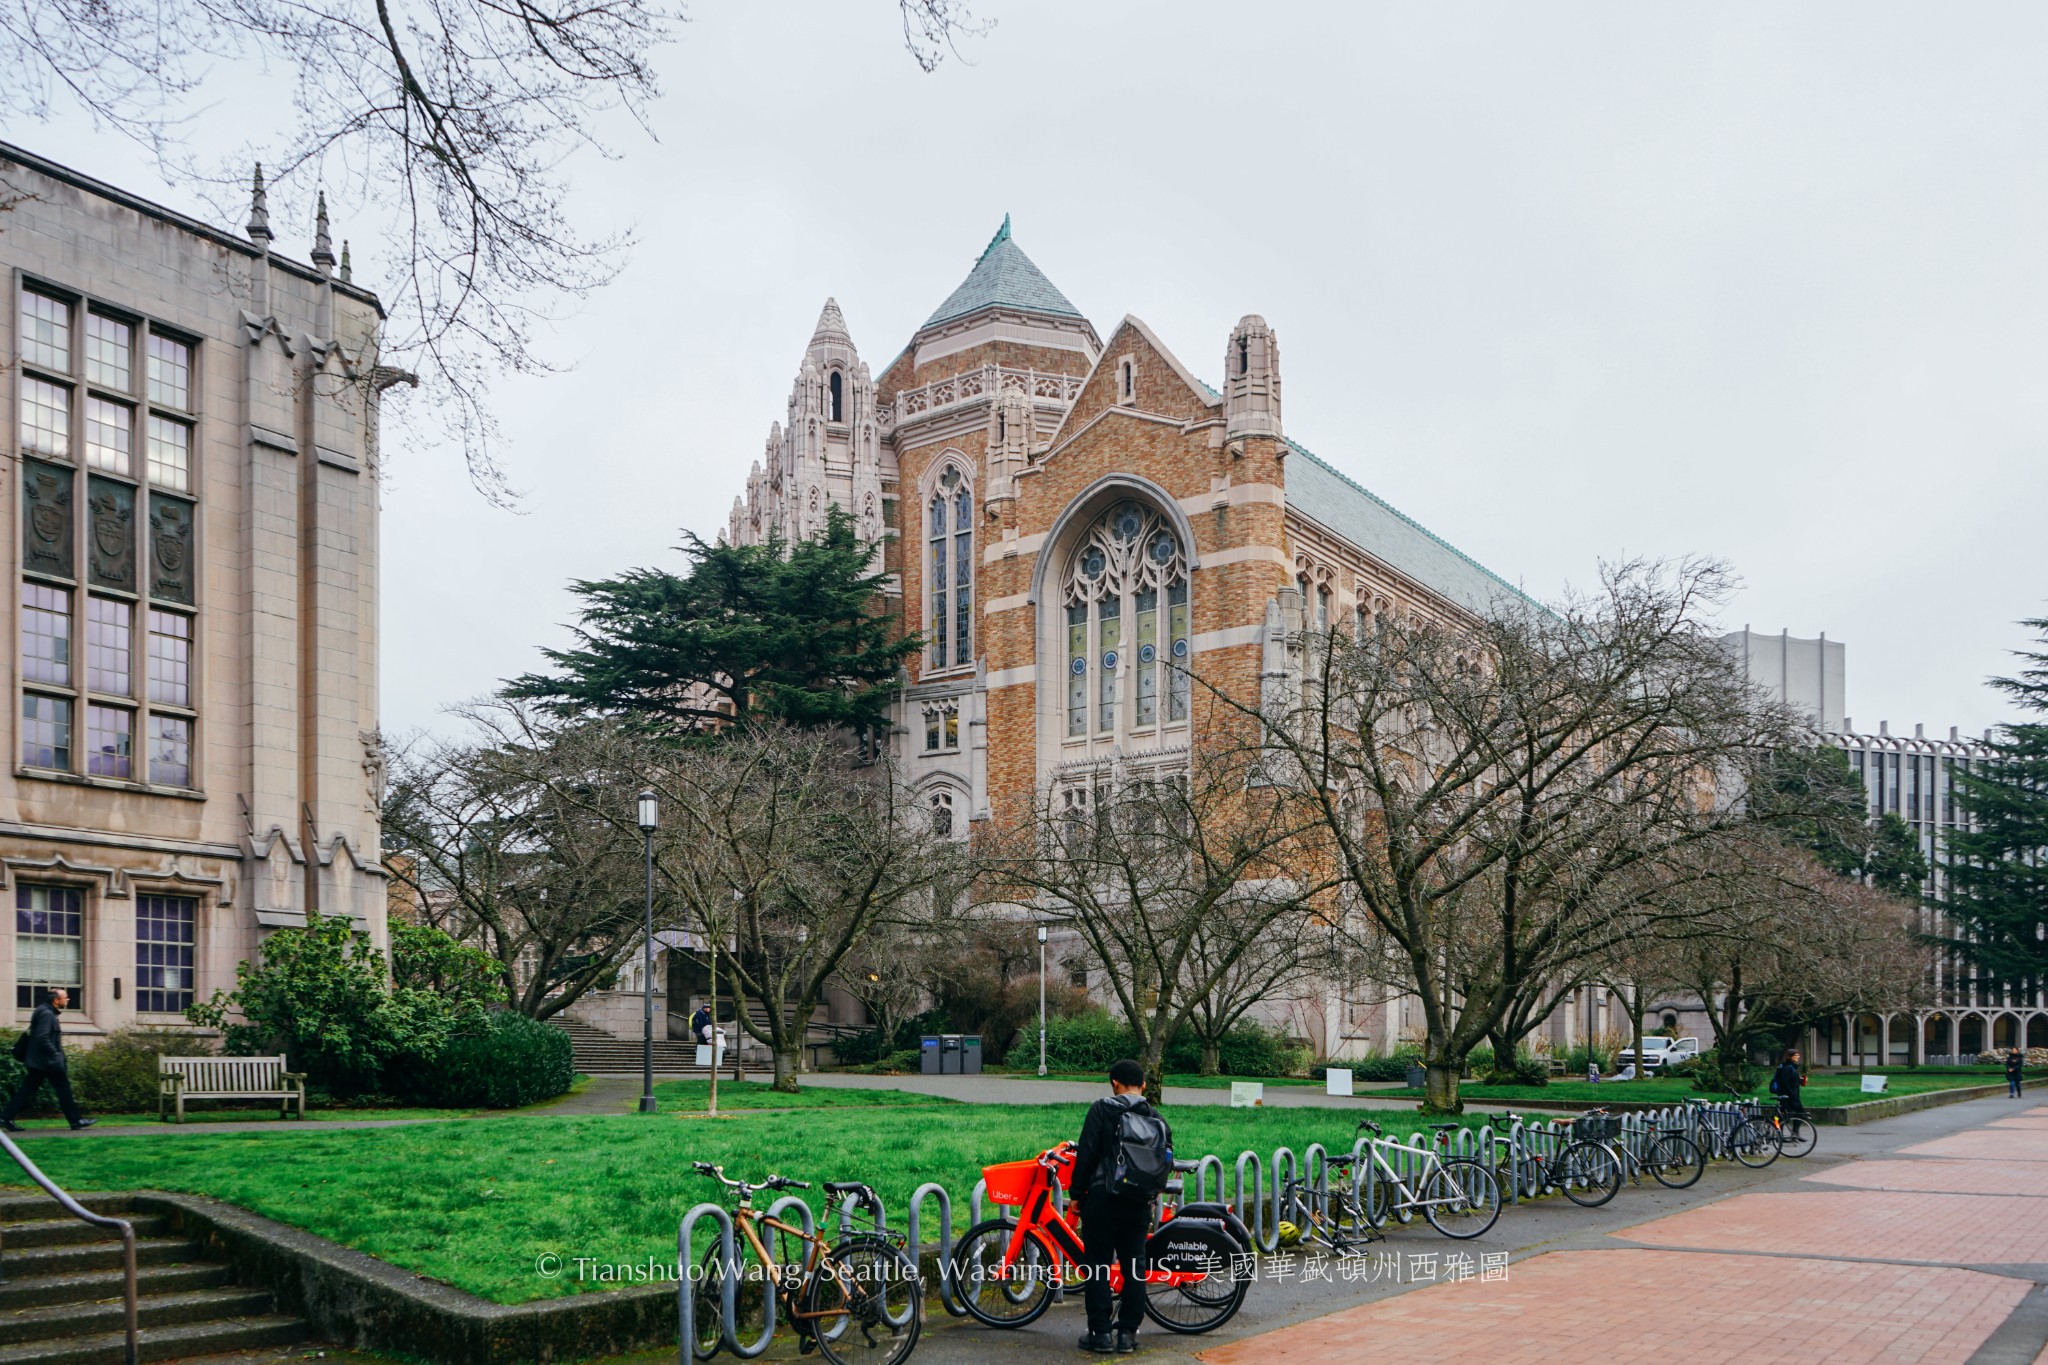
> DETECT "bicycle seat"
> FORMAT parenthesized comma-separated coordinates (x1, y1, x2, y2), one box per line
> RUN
(823, 1181, 871, 1197)
(1427, 1122, 1462, 1132)
(1171, 1160, 1201, 1172)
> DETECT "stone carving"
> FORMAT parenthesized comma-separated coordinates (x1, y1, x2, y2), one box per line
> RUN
(22, 461, 73, 579)
(360, 729, 386, 813)
(148, 494, 195, 604)
(87, 477, 136, 590)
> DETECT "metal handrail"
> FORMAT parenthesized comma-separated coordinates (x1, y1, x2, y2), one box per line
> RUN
(0, 1129, 138, 1365)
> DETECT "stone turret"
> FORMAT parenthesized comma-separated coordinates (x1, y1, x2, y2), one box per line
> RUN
(1224, 314, 1282, 444)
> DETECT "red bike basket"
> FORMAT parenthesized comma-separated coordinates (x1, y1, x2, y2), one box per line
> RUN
(981, 1160, 1044, 1206)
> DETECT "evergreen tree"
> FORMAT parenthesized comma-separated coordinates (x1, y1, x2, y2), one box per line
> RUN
(506, 506, 917, 734)
(1941, 617, 2048, 990)
(1753, 744, 1931, 896)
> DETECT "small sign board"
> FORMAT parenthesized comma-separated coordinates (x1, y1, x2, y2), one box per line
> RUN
(1325, 1068, 1355, 1097)
(1860, 1074, 1889, 1094)
(1230, 1081, 1265, 1108)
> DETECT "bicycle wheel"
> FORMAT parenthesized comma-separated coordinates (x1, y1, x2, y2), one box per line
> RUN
(949, 1218, 1056, 1328)
(1776, 1115, 1819, 1159)
(1733, 1118, 1782, 1168)
(1557, 1141, 1623, 1208)
(693, 1237, 769, 1360)
(1358, 1165, 1391, 1230)
(1422, 1159, 1501, 1239)
(1143, 1221, 1249, 1334)
(1645, 1133, 1705, 1189)
(805, 1237, 921, 1365)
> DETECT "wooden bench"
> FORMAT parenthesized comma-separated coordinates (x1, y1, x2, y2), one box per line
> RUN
(159, 1055, 306, 1122)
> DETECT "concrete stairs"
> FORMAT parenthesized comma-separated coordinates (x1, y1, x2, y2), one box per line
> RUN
(0, 1193, 305, 1364)
(552, 1016, 736, 1075)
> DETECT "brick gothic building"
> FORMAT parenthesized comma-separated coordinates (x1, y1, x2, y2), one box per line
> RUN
(725, 221, 1529, 1058)
(2, 143, 387, 1045)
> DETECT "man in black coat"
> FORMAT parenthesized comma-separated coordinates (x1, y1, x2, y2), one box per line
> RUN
(1771, 1048, 1807, 1117)
(2007, 1047, 2026, 1098)
(3, 988, 95, 1131)
(1070, 1058, 1166, 1355)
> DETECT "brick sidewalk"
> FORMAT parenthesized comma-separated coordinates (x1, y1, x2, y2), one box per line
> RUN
(1201, 1100, 2048, 1365)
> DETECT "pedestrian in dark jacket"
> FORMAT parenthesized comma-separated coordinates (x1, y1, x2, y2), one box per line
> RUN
(1771, 1049, 1807, 1117)
(1071, 1058, 1166, 1355)
(689, 1004, 713, 1045)
(2, 989, 95, 1131)
(2007, 1047, 2025, 1098)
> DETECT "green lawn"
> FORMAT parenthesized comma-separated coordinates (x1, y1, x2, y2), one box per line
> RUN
(10, 1102, 1457, 1304)
(1389, 1073, 2002, 1109)
(4, 1105, 478, 1129)
(981, 1071, 1323, 1090)
(646, 1080, 962, 1109)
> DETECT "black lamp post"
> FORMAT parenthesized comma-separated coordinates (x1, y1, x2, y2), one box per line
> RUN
(637, 789, 660, 1114)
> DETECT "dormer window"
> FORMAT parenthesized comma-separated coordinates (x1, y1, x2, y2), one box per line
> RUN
(828, 370, 844, 422)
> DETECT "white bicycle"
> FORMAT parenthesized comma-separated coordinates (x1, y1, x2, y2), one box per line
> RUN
(1355, 1119, 1502, 1239)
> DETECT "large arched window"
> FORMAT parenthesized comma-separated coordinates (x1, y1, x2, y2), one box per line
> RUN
(928, 466, 972, 669)
(1062, 500, 1189, 739)
(828, 370, 844, 422)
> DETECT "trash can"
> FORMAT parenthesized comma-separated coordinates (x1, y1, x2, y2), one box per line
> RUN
(1405, 1063, 1427, 1089)
(920, 1036, 943, 1075)
(941, 1034, 964, 1074)
(962, 1036, 983, 1074)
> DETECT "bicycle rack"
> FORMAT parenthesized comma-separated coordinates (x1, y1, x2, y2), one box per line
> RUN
(1269, 1146, 1299, 1245)
(968, 1178, 986, 1227)
(1190, 1153, 1227, 1205)
(1299, 1142, 1330, 1229)
(678, 1202, 736, 1363)
(906, 1182, 964, 1318)
(1233, 1148, 1273, 1252)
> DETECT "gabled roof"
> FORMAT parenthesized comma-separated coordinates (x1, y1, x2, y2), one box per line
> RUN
(1283, 438, 1538, 619)
(922, 215, 1085, 329)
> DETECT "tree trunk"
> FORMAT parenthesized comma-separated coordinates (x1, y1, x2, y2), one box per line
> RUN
(1423, 1057, 1462, 1114)
(1141, 1034, 1167, 1106)
(772, 1046, 800, 1093)
(1199, 1037, 1221, 1077)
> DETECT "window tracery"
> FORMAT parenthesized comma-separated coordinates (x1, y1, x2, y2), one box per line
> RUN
(927, 465, 972, 669)
(1061, 500, 1189, 740)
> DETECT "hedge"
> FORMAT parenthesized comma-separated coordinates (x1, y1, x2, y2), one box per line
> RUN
(399, 1012, 574, 1109)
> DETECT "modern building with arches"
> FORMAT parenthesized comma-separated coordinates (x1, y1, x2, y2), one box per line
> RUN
(724, 219, 1530, 1058)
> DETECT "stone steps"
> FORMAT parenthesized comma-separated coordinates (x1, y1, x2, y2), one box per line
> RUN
(0, 1195, 307, 1365)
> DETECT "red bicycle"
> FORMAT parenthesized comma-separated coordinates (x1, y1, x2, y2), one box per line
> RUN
(948, 1141, 1249, 1335)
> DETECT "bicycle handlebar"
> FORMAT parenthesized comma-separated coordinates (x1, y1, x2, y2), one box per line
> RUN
(693, 1163, 808, 1193)
(1356, 1119, 1383, 1137)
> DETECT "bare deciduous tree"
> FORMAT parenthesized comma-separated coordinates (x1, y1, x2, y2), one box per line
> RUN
(1237, 559, 1814, 1112)
(380, 704, 651, 1018)
(983, 740, 1337, 1100)
(0, 0, 988, 499)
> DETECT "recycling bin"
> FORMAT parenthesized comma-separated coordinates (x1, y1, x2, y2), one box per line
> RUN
(940, 1034, 964, 1074)
(962, 1035, 983, 1074)
(920, 1036, 943, 1075)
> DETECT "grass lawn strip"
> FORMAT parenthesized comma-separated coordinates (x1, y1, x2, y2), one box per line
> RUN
(12, 1102, 1458, 1304)
(644, 1080, 963, 1109)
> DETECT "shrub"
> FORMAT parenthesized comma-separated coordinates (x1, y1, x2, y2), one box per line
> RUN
(1483, 1047, 1550, 1088)
(1688, 1046, 1761, 1093)
(72, 1028, 215, 1112)
(0, 1028, 41, 1115)
(1319, 1044, 1421, 1084)
(398, 1012, 572, 1109)
(1043, 1010, 1135, 1073)
(1163, 1020, 1310, 1077)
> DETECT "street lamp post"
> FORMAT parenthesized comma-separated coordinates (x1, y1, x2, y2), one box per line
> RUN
(636, 789, 660, 1114)
(1037, 924, 1049, 1077)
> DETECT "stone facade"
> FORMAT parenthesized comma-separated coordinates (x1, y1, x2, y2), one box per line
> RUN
(1, 143, 387, 1044)
(725, 220, 1532, 1058)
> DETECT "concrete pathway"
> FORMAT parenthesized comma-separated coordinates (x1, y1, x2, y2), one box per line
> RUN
(1197, 1093, 2048, 1365)
(794, 1070, 1438, 1110)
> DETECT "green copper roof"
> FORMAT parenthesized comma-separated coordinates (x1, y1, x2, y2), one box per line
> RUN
(922, 215, 1085, 329)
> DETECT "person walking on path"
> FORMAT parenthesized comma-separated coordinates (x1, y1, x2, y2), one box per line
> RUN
(2, 988, 95, 1131)
(1070, 1059, 1170, 1355)
(689, 1003, 713, 1045)
(1771, 1048, 1807, 1117)
(2007, 1047, 2026, 1098)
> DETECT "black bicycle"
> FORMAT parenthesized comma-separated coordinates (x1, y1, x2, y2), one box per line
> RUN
(1763, 1102, 1819, 1158)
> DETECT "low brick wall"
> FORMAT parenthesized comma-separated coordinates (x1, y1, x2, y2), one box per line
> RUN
(134, 1192, 675, 1364)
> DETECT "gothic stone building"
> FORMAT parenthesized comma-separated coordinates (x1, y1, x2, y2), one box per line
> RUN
(2, 142, 387, 1045)
(726, 221, 1529, 1058)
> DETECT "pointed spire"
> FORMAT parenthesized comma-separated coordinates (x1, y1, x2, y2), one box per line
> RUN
(246, 163, 272, 245)
(339, 240, 352, 284)
(810, 297, 851, 345)
(979, 213, 1011, 262)
(311, 190, 336, 274)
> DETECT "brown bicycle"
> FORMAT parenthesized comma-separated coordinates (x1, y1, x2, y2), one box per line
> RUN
(690, 1162, 921, 1365)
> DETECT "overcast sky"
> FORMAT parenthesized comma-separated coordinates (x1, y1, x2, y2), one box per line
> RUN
(18, 2, 2047, 739)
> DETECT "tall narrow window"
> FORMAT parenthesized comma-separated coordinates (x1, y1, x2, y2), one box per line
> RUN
(149, 714, 192, 788)
(85, 397, 134, 475)
(20, 376, 70, 458)
(21, 695, 71, 770)
(86, 597, 131, 695)
(829, 370, 844, 422)
(1315, 585, 1331, 631)
(928, 467, 972, 669)
(1062, 501, 1189, 744)
(86, 703, 132, 778)
(22, 584, 71, 686)
(149, 610, 192, 706)
(135, 894, 197, 1013)
(21, 292, 71, 372)
(147, 414, 191, 491)
(147, 334, 191, 409)
(15, 885, 84, 1009)
(85, 313, 133, 390)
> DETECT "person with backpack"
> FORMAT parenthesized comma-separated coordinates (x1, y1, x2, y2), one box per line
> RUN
(1770, 1048, 1807, 1117)
(1070, 1058, 1172, 1354)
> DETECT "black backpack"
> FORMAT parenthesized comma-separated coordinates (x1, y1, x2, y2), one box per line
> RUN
(1104, 1097, 1174, 1198)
